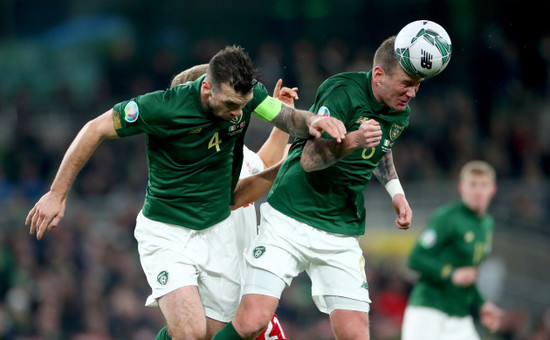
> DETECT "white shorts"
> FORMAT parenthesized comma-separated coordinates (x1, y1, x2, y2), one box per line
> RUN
(231, 203, 259, 286)
(244, 203, 371, 314)
(134, 211, 241, 322)
(401, 306, 480, 340)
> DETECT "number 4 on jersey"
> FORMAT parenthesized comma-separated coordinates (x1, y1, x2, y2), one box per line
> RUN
(208, 132, 222, 152)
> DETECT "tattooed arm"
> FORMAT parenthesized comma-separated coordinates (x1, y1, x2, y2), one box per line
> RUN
(301, 119, 382, 172)
(373, 150, 398, 185)
(373, 150, 412, 230)
(270, 104, 346, 142)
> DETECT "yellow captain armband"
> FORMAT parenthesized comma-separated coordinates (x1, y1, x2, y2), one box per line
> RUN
(253, 96, 283, 122)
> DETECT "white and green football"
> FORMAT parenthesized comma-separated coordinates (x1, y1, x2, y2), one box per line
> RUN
(394, 20, 452, 78)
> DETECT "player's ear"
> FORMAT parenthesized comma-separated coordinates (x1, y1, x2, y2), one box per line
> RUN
(373, 66, 384, 78)
(202, 80, 212, 96)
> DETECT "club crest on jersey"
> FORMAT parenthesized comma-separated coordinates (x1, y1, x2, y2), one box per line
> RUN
(389, 123, 405, 141)
(253, 246, 266, 258)
(317, 106, 330, 117)
(230, 114, 243, 125)
(124, 101, 139, 123)
(464, 231, 474, 243)
(157, 270, 169, 285)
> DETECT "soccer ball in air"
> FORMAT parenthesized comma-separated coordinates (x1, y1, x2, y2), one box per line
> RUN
(394, 20, 452, 78)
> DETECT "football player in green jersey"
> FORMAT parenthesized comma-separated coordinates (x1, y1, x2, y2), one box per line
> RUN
(214, 36, 417, 340)
(401, 160, 503, 340)
(169, 64, 292, 340)
(25, 45, 346, 340)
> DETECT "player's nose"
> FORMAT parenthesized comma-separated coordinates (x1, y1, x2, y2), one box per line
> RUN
(406, 87, 417, 98)
(230, 109, 242, 117)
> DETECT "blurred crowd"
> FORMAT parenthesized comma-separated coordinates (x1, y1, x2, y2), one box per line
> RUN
(1, 0, 550, 338)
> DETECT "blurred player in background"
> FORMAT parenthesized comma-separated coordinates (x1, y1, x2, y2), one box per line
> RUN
(401, 160, 504, 339)
(214, 35, 418, 340)
(25, 45, 346, 340)
(170, 64, 291, 339)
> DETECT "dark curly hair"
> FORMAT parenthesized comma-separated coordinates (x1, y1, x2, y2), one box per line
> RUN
(207, 45, 257, 94)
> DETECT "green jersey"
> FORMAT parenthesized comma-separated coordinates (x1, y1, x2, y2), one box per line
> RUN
(407, 201, 494, 317)
(268, 71, 410, 235)
(112, 76, 273, 230)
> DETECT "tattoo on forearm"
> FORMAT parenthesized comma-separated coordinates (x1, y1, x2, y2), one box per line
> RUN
(301, 139, 350, 172)
(271, 106, 311, 139)
(373, 151, 398, 185)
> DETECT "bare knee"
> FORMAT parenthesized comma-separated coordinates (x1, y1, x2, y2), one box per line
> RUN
(330, 309, 369, 340)
(168, 323, 208, 340)
(233, 308, 272, 338)
(233, 295, 278, 339)
(159, 286, 208, 340)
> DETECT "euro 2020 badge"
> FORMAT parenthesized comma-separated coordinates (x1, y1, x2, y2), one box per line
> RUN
(124, 101, 139, 123)
(317, 106, 330, 117)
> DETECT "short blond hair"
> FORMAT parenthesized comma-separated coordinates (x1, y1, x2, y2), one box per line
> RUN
(459, 160, 496, 182)
(170, 64, 208, 88)
(373, 36, 400, 75)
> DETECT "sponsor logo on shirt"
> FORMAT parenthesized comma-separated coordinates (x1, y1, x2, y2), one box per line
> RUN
(356, 116, 372, 125)
(317, 106, 330, 117)
(124, 101, 139, 123)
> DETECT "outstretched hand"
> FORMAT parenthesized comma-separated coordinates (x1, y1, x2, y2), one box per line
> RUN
(392, 193, 412, 229)
(273, 79, 298, 108)
(25, 191, 66, 240)
(307, 116, 347, 143)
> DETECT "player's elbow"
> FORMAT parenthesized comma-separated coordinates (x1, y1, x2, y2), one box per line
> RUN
(232, 190, 248, 211)
(85, 110, 118, 140)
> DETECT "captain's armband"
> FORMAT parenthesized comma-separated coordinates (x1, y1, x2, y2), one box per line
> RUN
(253, 96, 283, 122)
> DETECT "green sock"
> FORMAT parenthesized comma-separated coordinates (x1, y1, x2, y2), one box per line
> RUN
(212, 322, 244, 340)
(155, 326, 171, 340)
